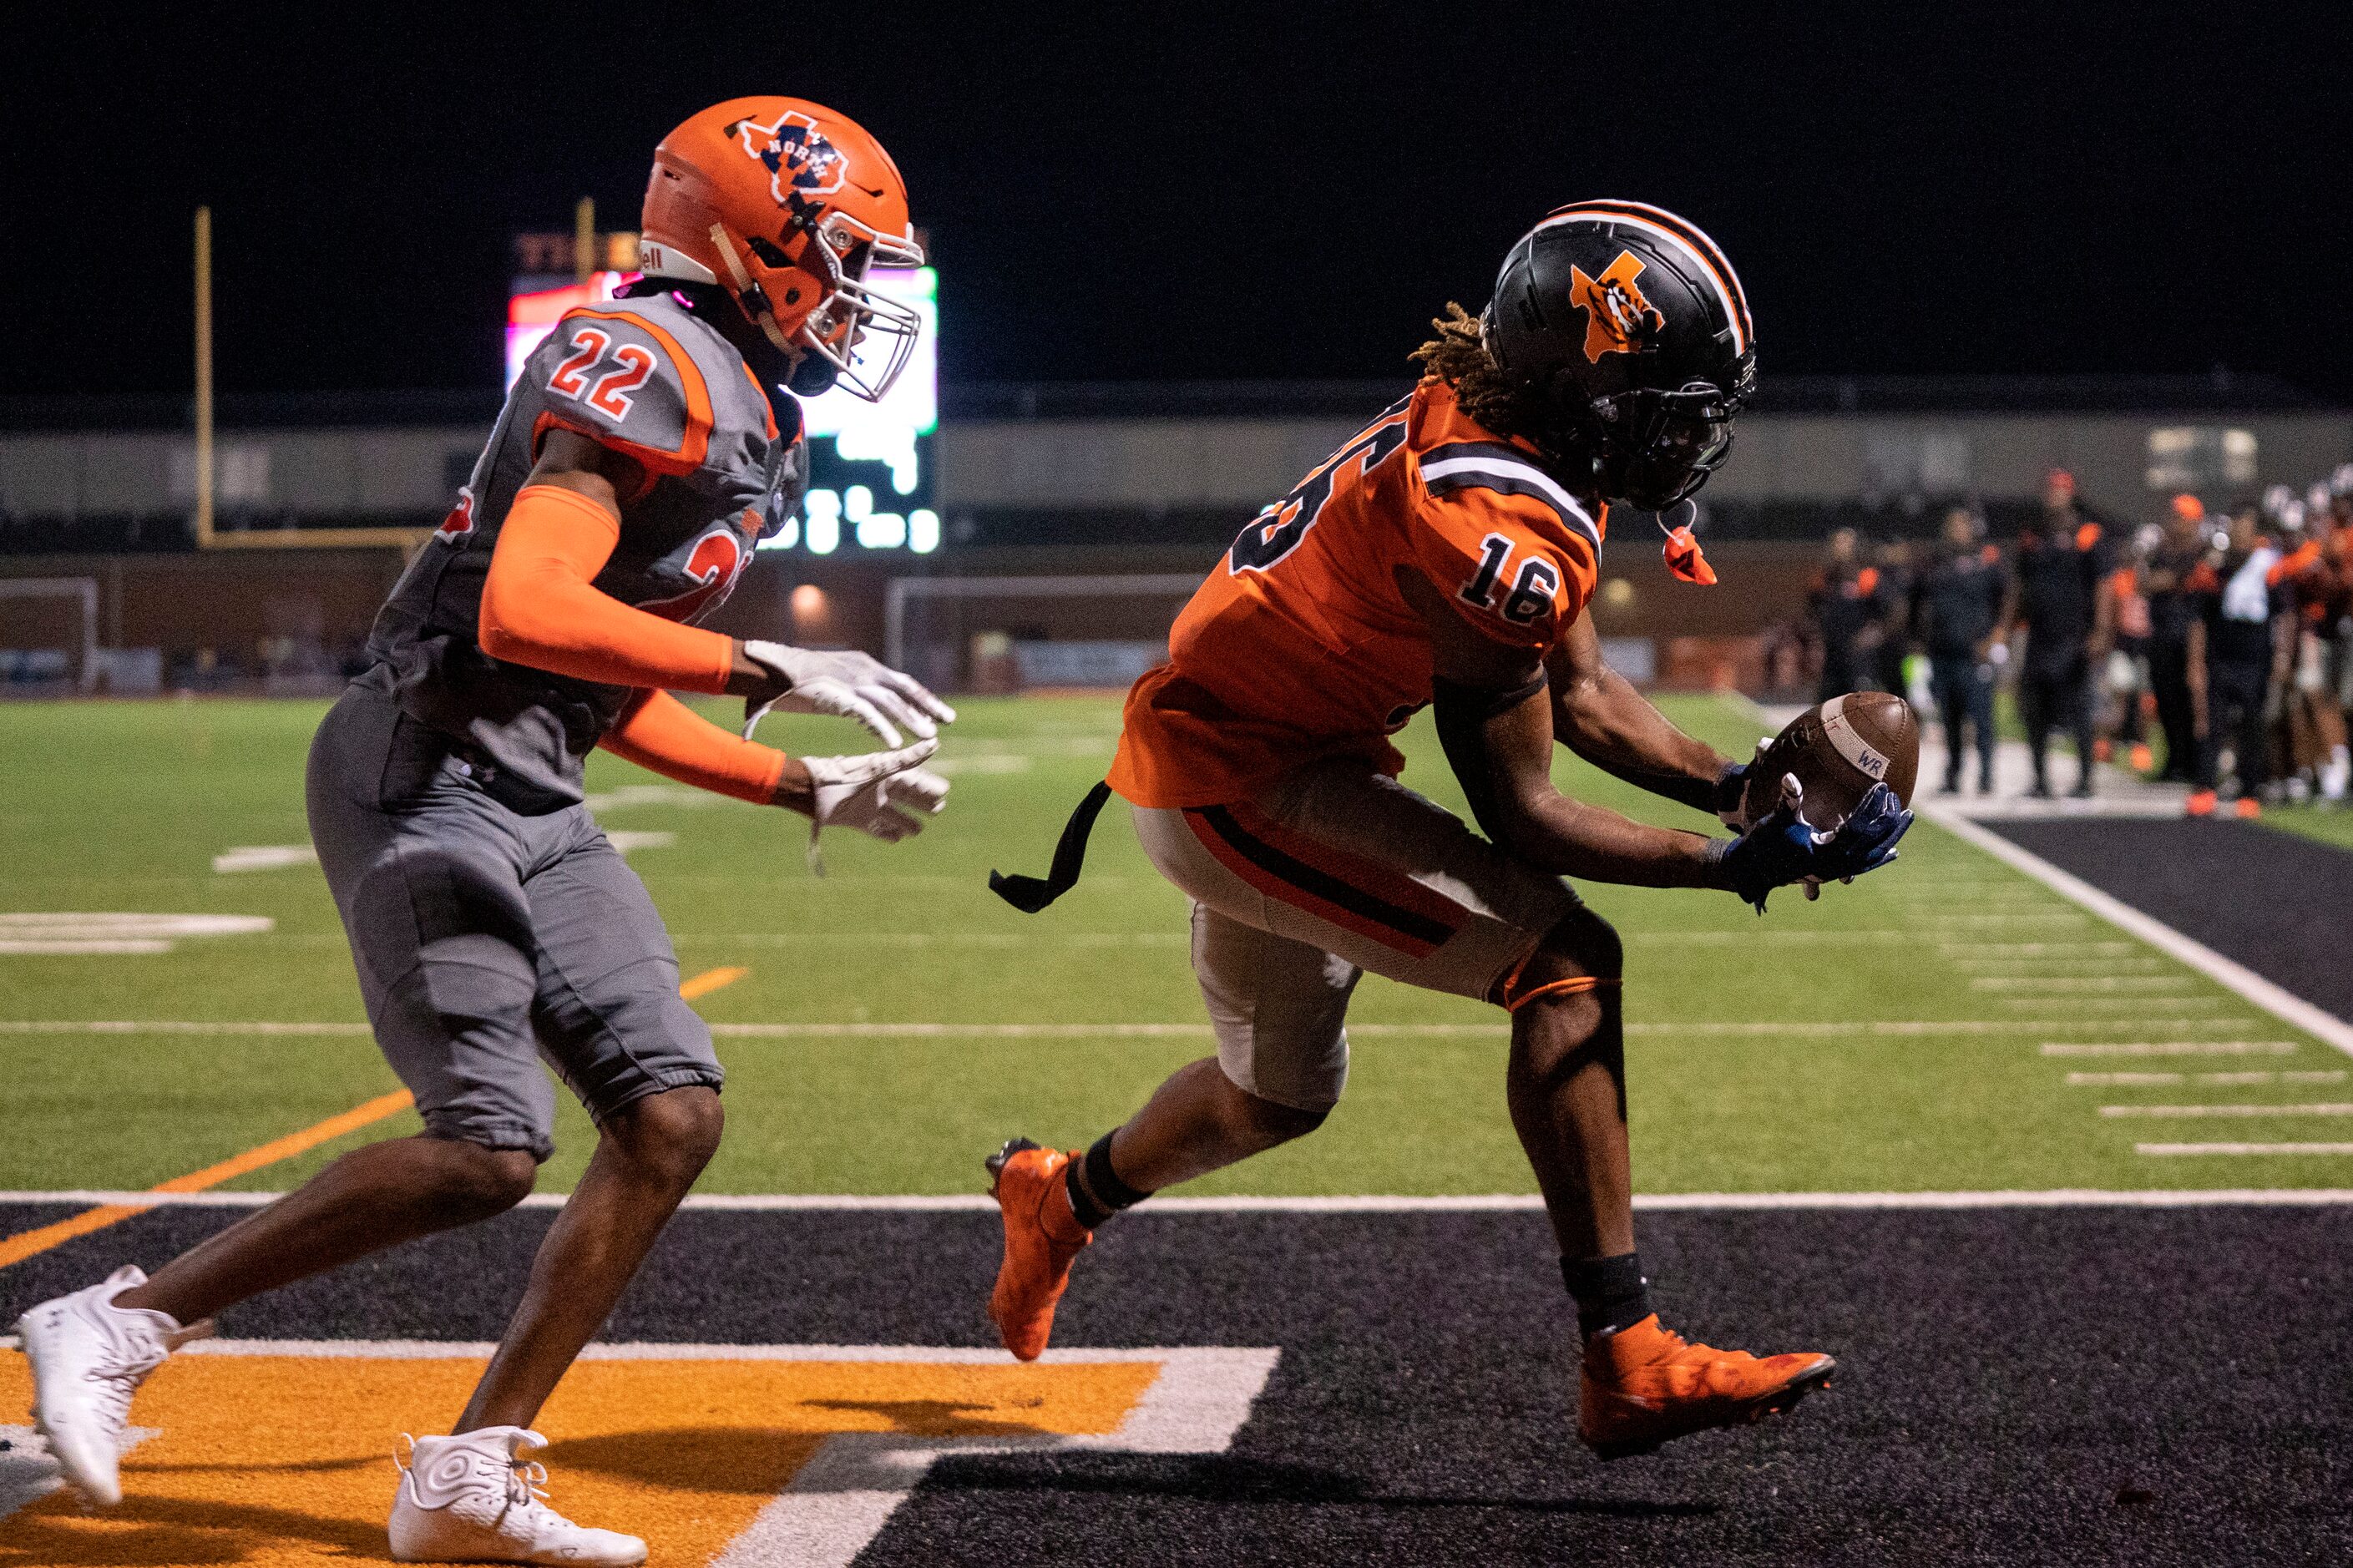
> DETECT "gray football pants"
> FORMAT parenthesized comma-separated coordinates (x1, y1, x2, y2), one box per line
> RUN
(306, 687, 722, 1162)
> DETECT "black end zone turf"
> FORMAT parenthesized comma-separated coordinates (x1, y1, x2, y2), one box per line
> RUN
(5, 1202, 2350, 1565)
(1988, 817, 2353, 1026)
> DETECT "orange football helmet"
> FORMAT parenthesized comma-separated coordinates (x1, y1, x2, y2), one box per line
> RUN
(639, 97, 924, 401)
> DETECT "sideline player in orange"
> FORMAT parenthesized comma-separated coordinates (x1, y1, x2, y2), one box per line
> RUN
(985, 203, 1909, 1461)
(14, 99, 952, 1564)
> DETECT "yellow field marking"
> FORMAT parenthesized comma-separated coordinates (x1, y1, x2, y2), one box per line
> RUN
(0, 1349, 1159, 1564)
(0, 1091, 417, 1272)
(679, 964, 750, 1000)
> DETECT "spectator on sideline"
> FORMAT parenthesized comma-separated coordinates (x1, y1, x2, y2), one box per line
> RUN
(1872, 537, 1918, 700)
(1915, 505, 2006, 795)
(2103, 528, 2158, 774)
(2007, 472, 2112, 799)
(1807, 527, 1887, 701)
(2186, 506, 2290, 817)
(2142, 493, 2212, 783)
(2329, 473, 2353, 792)
(2274, 490, 2348, 802)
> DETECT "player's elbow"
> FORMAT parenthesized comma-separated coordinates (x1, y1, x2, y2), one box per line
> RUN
(477, 563, 557, 668)
(1488, 779, 1568, 864)
(477, 609, 539, 668)
(477, 603, 522, 664)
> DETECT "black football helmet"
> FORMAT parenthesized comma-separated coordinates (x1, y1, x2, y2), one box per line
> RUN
(1480, 200, 1755, 509)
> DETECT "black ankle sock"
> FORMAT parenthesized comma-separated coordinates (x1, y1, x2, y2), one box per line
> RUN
(1561, 1252, 1653, 1338)
(1065, 1132, 1150, 1229)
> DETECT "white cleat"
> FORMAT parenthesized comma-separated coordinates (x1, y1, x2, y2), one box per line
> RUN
(389, 1426, 646, 1565)
(14, 1265, 185, 1506)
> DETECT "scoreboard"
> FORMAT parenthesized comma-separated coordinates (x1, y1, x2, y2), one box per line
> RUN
(505, 264, 941, 554)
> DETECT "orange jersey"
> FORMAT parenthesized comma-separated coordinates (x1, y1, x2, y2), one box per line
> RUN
(1109, 377, 1606, 808)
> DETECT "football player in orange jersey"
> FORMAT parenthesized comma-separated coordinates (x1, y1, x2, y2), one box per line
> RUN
(986, 203, 1910, 1462)
(14, 100, 952, 1563)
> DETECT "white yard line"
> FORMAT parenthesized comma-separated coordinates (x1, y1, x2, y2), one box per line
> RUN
(2214, 1070, 2346, 1084)
(1995, 993, 2230, 1007)
(2042, 1040, 2299, 1056)
(1948, 956, 2163, 970)
(1906, 913, 2092, 928)
(1938, 941, 2136, 957)
(1922, 804, 2353, 1061)
(1969, 975, 2194, 991)
(9, 1188, 2353, 1212)
(2099, 1103, 2353, 1118)
(2065, 1070, 2348, 1086)
(0, 939, 175, 954)
(2138, 1143, 2353, 1157)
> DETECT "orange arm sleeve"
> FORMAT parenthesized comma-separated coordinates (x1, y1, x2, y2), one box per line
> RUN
(477, 483, 736, 693)
(598, 689, 787, 806)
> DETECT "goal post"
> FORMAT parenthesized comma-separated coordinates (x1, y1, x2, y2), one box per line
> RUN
(885, 574, 1202, 694)
(0, 576, 100, 694)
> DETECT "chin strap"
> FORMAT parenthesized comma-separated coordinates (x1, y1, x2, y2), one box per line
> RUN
(1659, 503, 1718, 584)
(708, 224, 799, 358)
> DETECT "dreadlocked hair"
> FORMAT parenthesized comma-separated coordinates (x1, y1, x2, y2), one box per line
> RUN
(1410, 302, 1550, 443)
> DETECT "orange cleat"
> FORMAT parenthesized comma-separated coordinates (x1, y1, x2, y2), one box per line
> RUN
(2234, 796, 2261, 819)
(985, 1139, 1091, 1361)
(2185, 789, 2219, 817)
(2129, 743, 2154, 772)
(1577, 1315, 1835, 1461)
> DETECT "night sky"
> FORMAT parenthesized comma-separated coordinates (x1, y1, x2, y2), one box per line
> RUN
(8, 3, 2348, 399)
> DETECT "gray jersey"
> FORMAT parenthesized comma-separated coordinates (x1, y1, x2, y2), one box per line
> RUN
(362, 291, 804, 812)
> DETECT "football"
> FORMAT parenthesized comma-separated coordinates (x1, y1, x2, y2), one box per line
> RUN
(1736, 690, 1920, 832)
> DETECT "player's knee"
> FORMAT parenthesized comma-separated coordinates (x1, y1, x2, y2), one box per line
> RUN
(1209, 1060, 1331, 1146)
(608, 1085, 725, 1186)
(425, 1141, 539, 1222)
(1505, 909, 1624, 1002)
(1233, 1085, 1330, 1144)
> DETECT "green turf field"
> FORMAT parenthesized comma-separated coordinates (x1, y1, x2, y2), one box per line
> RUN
(3, 693, 2346, 1198)
(2258, 801, 2353, 852)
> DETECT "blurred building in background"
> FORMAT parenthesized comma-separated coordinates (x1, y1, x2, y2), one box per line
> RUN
(2, 367, 2345, 699)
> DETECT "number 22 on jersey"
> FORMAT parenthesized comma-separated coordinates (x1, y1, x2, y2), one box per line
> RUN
(549, 327, 658, 419)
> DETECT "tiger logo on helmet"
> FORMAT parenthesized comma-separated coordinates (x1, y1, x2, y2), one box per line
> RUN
(1568, 251, 1664, 364)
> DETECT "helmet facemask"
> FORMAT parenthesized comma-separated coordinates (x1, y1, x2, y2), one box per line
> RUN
(1575, 348, 1752, 510)
(1590, 382, 1740, 509)
(794, 210, 925, 402)
(708, 212, 924, 403)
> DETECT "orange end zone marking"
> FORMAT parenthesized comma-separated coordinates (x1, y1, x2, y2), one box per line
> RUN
(0, 1350, 1168, 1565)
(680, 964, 750, 1000)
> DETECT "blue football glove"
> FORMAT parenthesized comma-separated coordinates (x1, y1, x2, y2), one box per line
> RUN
(1719, 775, 1910, 913)
(1713, 737, 1772, 827)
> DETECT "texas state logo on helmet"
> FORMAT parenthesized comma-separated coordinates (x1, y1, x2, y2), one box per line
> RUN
(639, 97, 924, 402)
(1481, 200, 1755, 511)
(734, 106, 849, 203)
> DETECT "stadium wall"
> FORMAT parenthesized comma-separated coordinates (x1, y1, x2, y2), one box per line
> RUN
(4, 382, 2347, 695)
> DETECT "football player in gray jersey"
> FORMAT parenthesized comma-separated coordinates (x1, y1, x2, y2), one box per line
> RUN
(13, 98, 948, 1565)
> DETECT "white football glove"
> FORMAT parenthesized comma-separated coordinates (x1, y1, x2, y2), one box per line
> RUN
(739, 640, 958, 749)
(798, 740, 950, 874)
